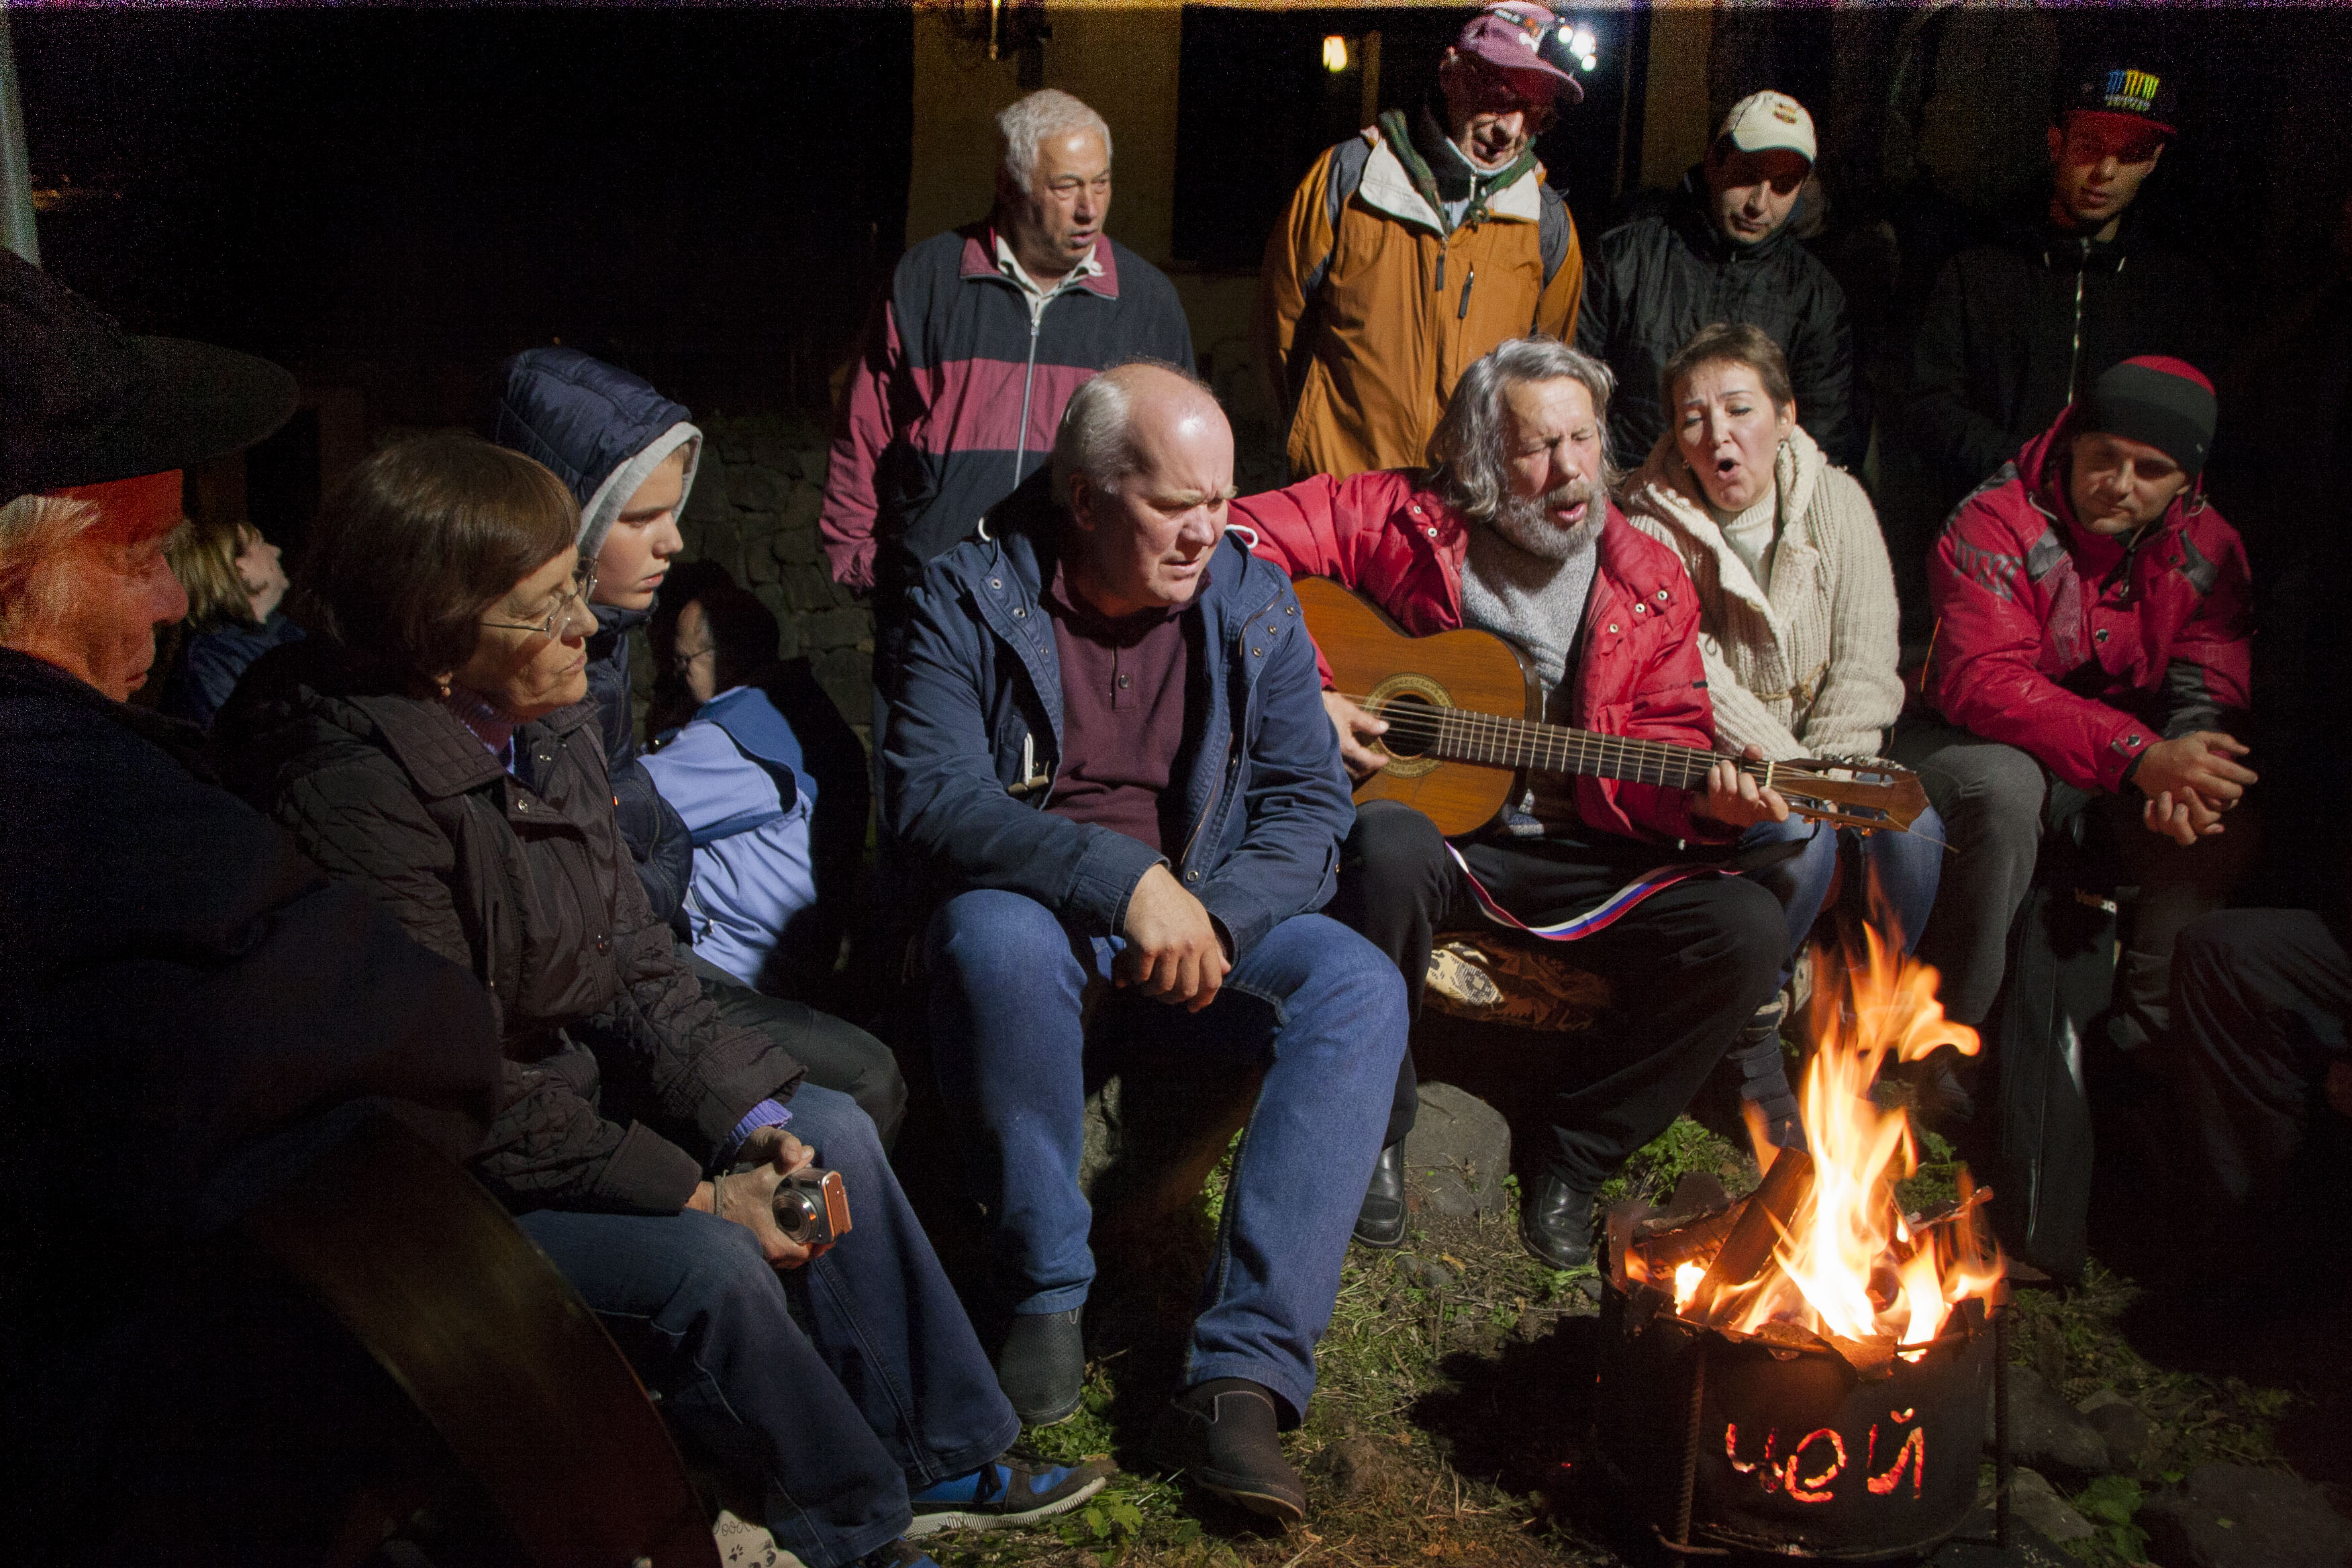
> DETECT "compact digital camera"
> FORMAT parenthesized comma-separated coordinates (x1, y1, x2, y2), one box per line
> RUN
(773, 1167, 851, 1246)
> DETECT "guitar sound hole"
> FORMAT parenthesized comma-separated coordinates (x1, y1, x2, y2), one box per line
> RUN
(1375, 693, 1437, 759)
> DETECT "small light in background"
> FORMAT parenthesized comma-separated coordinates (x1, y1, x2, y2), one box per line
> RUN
(1322, 34, 1351, 73)
(1572, 25, 1598, 72)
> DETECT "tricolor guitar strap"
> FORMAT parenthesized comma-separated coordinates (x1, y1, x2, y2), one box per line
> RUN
(1443, 832, 1810, 942)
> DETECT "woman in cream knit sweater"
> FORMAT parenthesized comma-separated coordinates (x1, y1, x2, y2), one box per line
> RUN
(1622, 324, 1944, 1142)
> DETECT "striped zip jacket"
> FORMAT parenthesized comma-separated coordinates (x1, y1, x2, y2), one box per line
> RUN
(820, 223, 1193, 602)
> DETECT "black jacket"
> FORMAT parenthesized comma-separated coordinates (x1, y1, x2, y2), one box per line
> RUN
(158, 610, 305, 731)
(0, 648, 500, 1341)
(1577, 167, 1862, 473)
(587, 599, 695, 934)
(218, 642, 803, 1215)
(1910, 209, 2222, 510)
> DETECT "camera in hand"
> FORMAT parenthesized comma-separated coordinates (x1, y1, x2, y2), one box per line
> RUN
(773, 1168, 851, 1246)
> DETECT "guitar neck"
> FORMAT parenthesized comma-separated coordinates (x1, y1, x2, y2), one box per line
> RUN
(1421, 709, 1753, 793)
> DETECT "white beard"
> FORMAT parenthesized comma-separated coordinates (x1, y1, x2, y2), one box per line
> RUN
(1487, 479, 1602, 562)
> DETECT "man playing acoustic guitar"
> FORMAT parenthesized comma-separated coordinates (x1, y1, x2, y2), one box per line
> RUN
(1234, 336, 1792, 1271)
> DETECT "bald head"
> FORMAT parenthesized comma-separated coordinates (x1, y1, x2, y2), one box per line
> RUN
(1052, 360, 1226, 509)
(1053, 361, 1235, 618)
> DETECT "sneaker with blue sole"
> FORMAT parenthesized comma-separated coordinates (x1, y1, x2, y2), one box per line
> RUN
(905, 1451, 1115, 1536)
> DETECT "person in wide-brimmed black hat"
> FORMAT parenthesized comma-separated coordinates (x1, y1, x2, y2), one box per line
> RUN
(1, 246, 299, 697)
(0, 249, 507, 1563)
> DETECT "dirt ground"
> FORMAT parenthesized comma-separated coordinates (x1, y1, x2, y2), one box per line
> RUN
(905, 1100, 2338, 1568)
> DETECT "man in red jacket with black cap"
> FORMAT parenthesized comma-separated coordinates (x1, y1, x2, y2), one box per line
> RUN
(1893, 356, 2258, 1094)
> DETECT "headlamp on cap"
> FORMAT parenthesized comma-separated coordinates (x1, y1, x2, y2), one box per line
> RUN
(1455, 3, 1588, 104)
(1536, 17, 1598, 75)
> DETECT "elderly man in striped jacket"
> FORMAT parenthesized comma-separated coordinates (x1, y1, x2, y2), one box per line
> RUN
(820, 88, 1194, 663)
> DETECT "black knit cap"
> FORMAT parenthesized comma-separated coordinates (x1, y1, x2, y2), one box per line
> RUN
(2081, 356, 2216, 478)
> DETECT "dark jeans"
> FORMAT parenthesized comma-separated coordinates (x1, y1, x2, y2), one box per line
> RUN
(518, 1085, 1016, 1568)
(2159, 909, 2349, 1211)
(1739, 810, 1947, 985)
(1331, 801, 1785, 1183)
(1890, 718, 2259, 1046)
(687, 946, 909, 1150)
(923, 892, 1407, 1423)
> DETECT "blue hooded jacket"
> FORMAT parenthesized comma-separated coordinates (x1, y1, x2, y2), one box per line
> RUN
(493, 348, 703, 930)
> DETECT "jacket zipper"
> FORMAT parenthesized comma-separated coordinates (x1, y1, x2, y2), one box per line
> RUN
(1005, 271, 1084, 497)
(1010, 307, 1046, 493)
(2065, 238, 2090, 406)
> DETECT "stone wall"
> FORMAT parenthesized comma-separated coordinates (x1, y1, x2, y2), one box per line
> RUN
(663, 411, 875, 740)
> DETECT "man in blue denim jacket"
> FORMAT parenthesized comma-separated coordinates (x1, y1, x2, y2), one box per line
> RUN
(885, 362, 1407, 1524)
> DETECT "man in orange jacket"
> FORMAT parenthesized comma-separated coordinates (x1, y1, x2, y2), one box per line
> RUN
(1255, 2, 1586, 483)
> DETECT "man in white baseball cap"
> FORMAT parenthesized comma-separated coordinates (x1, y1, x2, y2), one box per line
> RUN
(1576, 87, 1861, 471)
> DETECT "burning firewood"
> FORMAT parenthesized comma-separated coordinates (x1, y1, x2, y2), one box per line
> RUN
(1689, 1146, 1816, 1325)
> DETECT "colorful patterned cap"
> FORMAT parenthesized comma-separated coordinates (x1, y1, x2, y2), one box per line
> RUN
(2066, 62, 2178, 137)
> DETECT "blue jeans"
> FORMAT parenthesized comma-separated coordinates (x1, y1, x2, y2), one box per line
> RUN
(518, 1085, 1017, 1568)
(1740, 808, 1947, 987)
(924, 893, 1408, 1422)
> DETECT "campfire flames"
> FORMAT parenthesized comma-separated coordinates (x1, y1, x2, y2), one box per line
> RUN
(1633, 909, 2004, 1367)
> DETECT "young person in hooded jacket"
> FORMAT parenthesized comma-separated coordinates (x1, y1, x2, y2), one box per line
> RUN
(1910, 60, 2223, 513)
(1891, 357, 2259, 1113)
(493, 348, 905, 1146)
(217, 434, 1109, 1568)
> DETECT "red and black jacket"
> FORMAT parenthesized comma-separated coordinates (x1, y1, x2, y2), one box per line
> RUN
(1921, 409, 2253, 795)
(820, 223, 1194, 603)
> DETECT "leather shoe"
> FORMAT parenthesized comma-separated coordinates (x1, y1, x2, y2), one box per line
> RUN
(1150, 1377, 1305, 1524)
(1518, 1171, 1598, 1271)
(1904, 1046, 1975, 1130)
(993, 1308, 1084, 1426)
(1353, 1142, 1406, 1248)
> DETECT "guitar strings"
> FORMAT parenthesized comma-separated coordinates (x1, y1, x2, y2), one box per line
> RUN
(1328, 694, 1925, 832)
(1330, 692, 1847, 788)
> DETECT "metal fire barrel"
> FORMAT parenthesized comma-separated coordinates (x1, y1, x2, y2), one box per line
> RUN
(1596, 1283, 1996, 1561)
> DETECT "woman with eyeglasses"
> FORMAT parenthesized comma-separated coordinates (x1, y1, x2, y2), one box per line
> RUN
(215, 433, 1107, 1568)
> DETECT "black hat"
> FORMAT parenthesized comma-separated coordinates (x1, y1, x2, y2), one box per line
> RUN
(1, 248, 298, 501)
(2082, 356, 2216, 479)
(2065, 61, 2177, 136)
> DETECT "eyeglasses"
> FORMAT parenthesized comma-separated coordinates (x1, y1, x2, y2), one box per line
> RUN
(481, 564, 596, 638)
(1455, 55, 1557, 132)
(669, 640, 717, 675)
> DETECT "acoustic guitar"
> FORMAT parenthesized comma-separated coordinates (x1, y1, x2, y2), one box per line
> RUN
(1295, 577, 1929, 839)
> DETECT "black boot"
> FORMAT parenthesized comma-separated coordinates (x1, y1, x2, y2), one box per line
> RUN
(993, 1308, 1085, 1426)
(1150, 1378, 1305, 1524)
(1518, 1170, 1598, 1271)
(1353, 1142, 1406, 1249)
(1904, 1043, 1976, 1130)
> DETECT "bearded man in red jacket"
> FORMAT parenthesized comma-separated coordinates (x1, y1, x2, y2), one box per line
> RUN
(1890, 356, 2258, 1102)
(1233, 337, 1791, 1272)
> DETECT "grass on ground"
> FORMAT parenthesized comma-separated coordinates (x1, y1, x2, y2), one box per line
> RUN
(926, 1120, 2300, 1568)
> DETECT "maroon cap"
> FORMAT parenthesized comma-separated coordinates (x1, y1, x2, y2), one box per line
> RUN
(1455, 3, 1584, 107)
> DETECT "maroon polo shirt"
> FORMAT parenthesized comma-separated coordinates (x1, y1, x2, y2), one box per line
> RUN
(1041, 560, 1194, 854)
